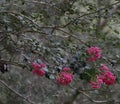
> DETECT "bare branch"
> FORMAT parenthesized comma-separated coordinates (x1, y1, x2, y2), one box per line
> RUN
(56, 28, 86, 45)
(25, 0, 61, 12)
(0, 11, 56, 30)
(0, 59, 27, 68)
(62, 1, 120, 28)
(0, 80, 35, 104)
(79, 90, 113, 103)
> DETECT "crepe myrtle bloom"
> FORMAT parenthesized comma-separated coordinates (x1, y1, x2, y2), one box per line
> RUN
(57, 67, 73, 85)
(87, 46, 102, 62)
(32, 62, 46, 77)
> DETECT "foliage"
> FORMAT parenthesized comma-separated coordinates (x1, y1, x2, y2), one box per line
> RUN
(0, 0, 120, 104)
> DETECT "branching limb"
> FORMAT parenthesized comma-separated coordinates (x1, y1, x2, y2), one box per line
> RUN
(0, 59, 28, 68)
(79, 90, 113, 103)
(62, 1, 120, 28)
(25, 0, 61, 12)
(64, 86, 113, 104)
(1, 1, 119, 31)
(0, 11, 56, 30)
(56, 28, 86, 45)
(0, 80, 35, 104)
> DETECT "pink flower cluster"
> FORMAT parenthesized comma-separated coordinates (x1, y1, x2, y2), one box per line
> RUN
(90, 64, 116, 89)
(32, 63, 46, 77)
(90, 76, 103, 89)
(101, 70, 116, 85)
(87, 46, 102, 62)
(56, 68, 74, 85)
(100, 64, 109, 71)
(62, 67, 71, 71)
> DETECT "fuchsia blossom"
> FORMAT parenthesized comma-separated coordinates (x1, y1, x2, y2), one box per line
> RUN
(90, 81, 101, 89)
(91, 64, 116, 89)
(95, 53, 101, 59)
(57, 72, 73, 85)
(41, 63, 46, 68)
(32, 63, 46, 77)
(90, 76, 103, 89)
(87, 47, 102, 54)
(57, 67, 73, 85)
(87, 46, 102, 62)
(63, 67, 71, 72)
(88, 57, 98, 62)
(31, 46, 116, 89)
(101, 71, 116, 85)
(100, 64, 109, 71)
(33, 69, 46, 76)
(32, 63, 41, 69)
(99, 64, 116, 85)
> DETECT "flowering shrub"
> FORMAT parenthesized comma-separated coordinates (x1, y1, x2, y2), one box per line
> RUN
(32, 46, 116, 89)
(0, 1, 120, 103)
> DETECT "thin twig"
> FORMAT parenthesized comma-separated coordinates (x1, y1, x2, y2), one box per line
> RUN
(79, 90, 113, 103)
(25, 0, 61, 12)
(0, 11, 56, 30)
(56, 28, 86, 45)
(0, 80, 35, 104)
(62, 1, 120, 28)
(0, 59, 26, 68)
(95, 0, 102, 35)
(0, 1, 119, 30)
